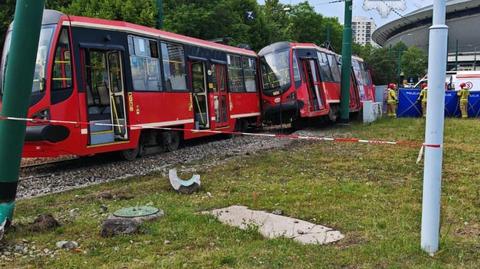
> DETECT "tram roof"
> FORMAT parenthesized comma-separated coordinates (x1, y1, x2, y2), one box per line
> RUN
(258, 41, 336, 56)
(39, 10, 257, 57)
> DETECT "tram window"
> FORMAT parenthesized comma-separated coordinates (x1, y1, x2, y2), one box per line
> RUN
(52, 28, 73, 91)
(327, 54, 341, 82)
(293, 51, 301, 83)
(161, 42, 187, 91)
(243, 57, 257, 93)
(317, 52, 334, 82)
(128, 35, 162, 91)
(352, 59, 364, 85)
(360, 62, 372, 85)
(227, 54, 245, 92)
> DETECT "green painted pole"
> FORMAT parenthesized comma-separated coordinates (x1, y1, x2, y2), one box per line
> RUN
(0, 0, 45, 234)
(156, 0, 163, 29)
(339, 0, 353, 122)
(397, 50, 402, 86)
(326, 23, 331, 44)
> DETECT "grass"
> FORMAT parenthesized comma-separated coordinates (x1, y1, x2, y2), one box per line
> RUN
(2, 118, 480, 268)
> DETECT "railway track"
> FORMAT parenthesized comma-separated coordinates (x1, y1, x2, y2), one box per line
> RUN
(16, 128, 302, 199)
(20, 158, 78, 169)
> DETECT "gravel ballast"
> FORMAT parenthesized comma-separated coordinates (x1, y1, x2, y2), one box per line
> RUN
(18, 134, 298, 199)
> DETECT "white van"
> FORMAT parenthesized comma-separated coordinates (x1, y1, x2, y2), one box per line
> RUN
(453, 71, 480, 91)
(414, 71, 457, 90)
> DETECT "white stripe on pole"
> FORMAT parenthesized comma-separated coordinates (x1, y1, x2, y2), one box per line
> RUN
(421, 0, 448, 255)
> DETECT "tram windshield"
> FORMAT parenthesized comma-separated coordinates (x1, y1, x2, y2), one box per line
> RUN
(0, 26, 55, 95)
(260, 50, 291, 96)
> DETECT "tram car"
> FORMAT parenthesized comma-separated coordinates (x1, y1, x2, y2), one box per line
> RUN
(258, 42, 375, 125)
(0, 10, 262, 159)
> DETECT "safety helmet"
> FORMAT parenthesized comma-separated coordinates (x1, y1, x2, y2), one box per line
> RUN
(421, 83, 428, 89)
(388, 83, 396, 89)
(460, 82, 467, 88)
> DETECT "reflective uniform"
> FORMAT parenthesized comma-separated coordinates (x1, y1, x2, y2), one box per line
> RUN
(457, 87, 470, 118)
(417, 88, 427, 117)
(387, 88, 398, 117)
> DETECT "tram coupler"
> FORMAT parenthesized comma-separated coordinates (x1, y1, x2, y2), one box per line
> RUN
(0, 202, 15, 240)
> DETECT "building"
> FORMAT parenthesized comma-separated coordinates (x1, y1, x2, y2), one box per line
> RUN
(372, 0, 480, 71)
(352, 16, 377, 45)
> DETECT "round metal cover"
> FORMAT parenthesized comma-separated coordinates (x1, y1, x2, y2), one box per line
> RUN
(113, 206, 160, 218)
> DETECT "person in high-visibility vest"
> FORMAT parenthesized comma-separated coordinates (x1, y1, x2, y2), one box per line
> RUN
(457, 82, 470, 118)
(417, 83, 428, 117)
(386, 83, 398, 117)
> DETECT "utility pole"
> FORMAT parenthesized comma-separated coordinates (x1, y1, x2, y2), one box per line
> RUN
(474, 47, 477, 70)
(421, 0, 448, 255)
(397, 49, 403, 86)
(156, 0, 163, 29)
(455, 39, 459, 70)
(339, 0, 353, 122)
(0, 0, 45, 238)
(326, 23, 331, 44)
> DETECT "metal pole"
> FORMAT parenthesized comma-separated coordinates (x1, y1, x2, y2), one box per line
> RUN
(0, 0, 45, 236)
(397, 50, 402, 86)
(421, 0, 448, 255)
(326, 23, 331, 44)
(156, 0, 163, 29)
(339, 0, 352, 122)
(455, 39, 458, 70)
(474, 47, 477, 70)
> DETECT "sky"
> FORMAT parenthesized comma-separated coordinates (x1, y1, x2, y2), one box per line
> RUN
(256, 0, 434, 27)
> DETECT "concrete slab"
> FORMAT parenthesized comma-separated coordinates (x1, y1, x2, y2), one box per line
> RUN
(206, 205, 344, 245)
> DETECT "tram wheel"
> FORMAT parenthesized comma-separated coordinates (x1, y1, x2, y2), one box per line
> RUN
(121, 147, 139, 161)
(328, 105, 339, 123)
(291, 118, 306, 130)
(164, 131, 180, 152)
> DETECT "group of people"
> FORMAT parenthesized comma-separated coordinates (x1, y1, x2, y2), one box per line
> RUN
(386, 83, 471, 118)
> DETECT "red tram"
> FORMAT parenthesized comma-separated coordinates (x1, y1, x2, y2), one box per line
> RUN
(0, 10, 261, 159)
(258, 42, 374, 124)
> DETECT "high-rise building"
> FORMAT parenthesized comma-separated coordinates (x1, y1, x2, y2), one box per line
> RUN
(352, 16, 377, 46)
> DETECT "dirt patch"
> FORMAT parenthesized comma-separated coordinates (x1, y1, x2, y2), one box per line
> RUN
(29, 214, 60, 232)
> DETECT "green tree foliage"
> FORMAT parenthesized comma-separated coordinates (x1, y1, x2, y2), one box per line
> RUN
(286, 2, 342, 52)
(0, 0, 344, 53)
(401, 46, 428, 79)
(353, 42, 425, 85)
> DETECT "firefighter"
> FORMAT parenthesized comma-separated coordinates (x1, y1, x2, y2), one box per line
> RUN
(457, 82, 470, 118)
(386, 83, 398, 117)
(417, 83, 428, 117)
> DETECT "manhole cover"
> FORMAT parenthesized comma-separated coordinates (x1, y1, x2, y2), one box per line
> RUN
(113, 206, 160, 218)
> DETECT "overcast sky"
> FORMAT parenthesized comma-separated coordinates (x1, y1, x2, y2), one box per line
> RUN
(256, 0, 434, 26)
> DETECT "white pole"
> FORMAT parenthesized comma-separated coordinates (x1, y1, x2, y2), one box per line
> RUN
(421, 0, 448, 255)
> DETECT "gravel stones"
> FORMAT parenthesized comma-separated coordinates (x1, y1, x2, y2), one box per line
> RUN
(29, 214, 60, 232)
(19, 135, 293, 199)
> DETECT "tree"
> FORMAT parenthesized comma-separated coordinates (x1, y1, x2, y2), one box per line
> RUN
(0, 0, 345, 60)
(401, 46, 428, 80)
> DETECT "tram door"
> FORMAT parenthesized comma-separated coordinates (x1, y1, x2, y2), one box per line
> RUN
(350, 72, 361, 109)
(83, 49, 128, 145)
(190, 61, 210, 129)
(210, 64, 229, 128)
(301, 59, 326, 112)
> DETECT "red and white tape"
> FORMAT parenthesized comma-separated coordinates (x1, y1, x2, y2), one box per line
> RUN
(0, 115, 438, 149)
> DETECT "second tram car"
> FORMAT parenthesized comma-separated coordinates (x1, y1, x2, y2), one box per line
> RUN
(258, 42, 375, 124)
(0, 10, 262, 159)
